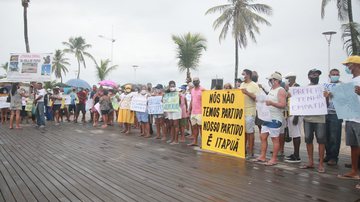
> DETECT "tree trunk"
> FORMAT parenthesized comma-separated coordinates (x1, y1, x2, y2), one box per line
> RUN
(234, 38, 239, 86)
(186, 68, 191, 83)
(77, 59, 80, 79)
(23, 2, 30, 53)
(60, 76, 63, 84)
(347, 0, 359, 55)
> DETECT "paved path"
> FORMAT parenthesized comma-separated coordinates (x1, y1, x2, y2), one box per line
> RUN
(0, 122, 359, 202)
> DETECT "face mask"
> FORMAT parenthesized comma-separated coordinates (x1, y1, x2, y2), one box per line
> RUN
(193, 81, 200, 87)
(170, 87, 176, 92)
(140, 90, 147, 95)
(345, 66, 352, 74)
(310, 77, 319, 84)
(239, 75, 245, 81)
(330, 75, 340, 83)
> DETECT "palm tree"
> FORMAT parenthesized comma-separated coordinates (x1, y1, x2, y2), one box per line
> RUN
(341, 22, 360, 55)
(95, 59, 118, 81)
(206, 0, 272, 83)
(52, 50, 70, 83)
(321, 0, 359, 55)
(172, 33, 207, 82)
(22, 0, 30, 53)
(63, 36, 95, 79)
(44, 80, 57, 90)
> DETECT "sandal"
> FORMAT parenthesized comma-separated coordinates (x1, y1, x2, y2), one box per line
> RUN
(317, 167, 325, 173)
(264, 161, 277, 166)
(299, 165, 315, 169)
(337, 174, 360, 180)
(251, 158, 266, 163)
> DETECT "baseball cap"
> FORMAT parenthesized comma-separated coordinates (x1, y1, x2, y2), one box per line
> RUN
(308, 68, 322, 76)
(266, 72, 282, 81)
(342, 55, 360, 65)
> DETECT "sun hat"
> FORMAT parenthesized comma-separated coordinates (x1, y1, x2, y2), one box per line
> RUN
(266, 72, 282, 81)
(342, 55, 360, 65)
(284, 72, 296, 79)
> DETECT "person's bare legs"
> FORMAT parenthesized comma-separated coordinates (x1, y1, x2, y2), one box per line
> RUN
(9, 110, 15, 129)
(155, 118, 161, 138)
(144, 122, 150, 137)
(180, 124, 186, 143)
(305, 143, 314, 167)
(257, 133, 268, 161)
(247, 133, 255, 156)
(15, 110, 21, 128)
(173, 120, 179, 143)
(93, 112, 98, 127)
(188, 124, 199, 146)
(101, 114, 108, 128)
(342, 146, 360, 177)
(269, 137, 280, 164)
(161, 118, 167, 141)
(318, 143, 325, 171)
(279, 132, 285, 156)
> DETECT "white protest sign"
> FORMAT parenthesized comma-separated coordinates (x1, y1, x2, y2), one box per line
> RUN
(94, 103, 102, 116)
(148, 96, 163, 114)
(130, 95, 147, 112)
(0, 96, 10, 109)
(6, 53, 52, 82)
(289, 85, 327, 116)
(256, 94, 272, 122)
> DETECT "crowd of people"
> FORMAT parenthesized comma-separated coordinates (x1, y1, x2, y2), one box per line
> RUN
(1, 55, 359, 189)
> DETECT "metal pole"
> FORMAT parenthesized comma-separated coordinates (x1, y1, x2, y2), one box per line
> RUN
(322, 31, 336, 73)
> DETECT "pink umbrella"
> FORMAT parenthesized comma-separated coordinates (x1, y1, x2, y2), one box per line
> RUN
(98, 80, 118, 88)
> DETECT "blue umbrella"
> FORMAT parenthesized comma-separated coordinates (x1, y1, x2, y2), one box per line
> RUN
(65, 79, 91, 89)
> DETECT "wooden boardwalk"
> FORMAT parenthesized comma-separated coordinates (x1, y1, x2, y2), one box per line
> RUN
(0, 122, 359, 202)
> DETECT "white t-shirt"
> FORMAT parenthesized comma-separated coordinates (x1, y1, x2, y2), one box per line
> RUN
(36, 89, 46, 103)
(349, 76, 360, 123)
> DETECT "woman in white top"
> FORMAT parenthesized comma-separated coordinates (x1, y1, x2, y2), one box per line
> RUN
(254, 72, 286, 166)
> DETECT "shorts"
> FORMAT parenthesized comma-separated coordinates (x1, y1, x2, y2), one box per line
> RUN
(101, 110, 110, 115)
(261, 120, 282, 137)
(303, 121, 326, 144)
(76, 103, 86, 114)
(287, 116, 303, 138)
(190, 114, 202, 126)
(245, 115, 255, 133)
(166, 111, 181, 120)
(153, 114, 164, 119)
(179, 118, 189, 127)
(345, 121, 360, 147)
(53, 104, 61, 112)
(136, 111, 149, 123)
(68, 104, 76, 113)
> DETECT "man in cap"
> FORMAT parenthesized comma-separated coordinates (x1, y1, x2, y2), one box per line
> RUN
(337, 56, 360, 187)
(254, 72, 286, 165)
(34, 82, 46, 128)
(300, 69, 326, 173)
(188, 77, 205, 146)
(284, 72, 302, 163)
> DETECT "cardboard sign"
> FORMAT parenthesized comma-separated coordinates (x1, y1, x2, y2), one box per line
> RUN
(289, 85, 327, 116)
(0, 96, 10, 109)
(148, 96, 164, 114)
(163, 92, 180, 112)
(130, 95, 147, 112)
(6, 53, 52, 82)
(201, 90, 246, 159)
(331, 82, 360, 119)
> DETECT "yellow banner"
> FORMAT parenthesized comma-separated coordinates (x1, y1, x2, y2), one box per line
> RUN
(201, 90, 245, 158)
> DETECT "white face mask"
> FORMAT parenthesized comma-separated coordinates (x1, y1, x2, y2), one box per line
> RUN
(239, 75, 245, 81)
(170, 87, 176, 92)
(140, 90, 147, 95)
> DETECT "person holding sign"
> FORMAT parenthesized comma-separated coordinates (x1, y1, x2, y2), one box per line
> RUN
(9, 83, 26, 129)
(254, 72, 286, 166)
(151, 84, 166, 140)
(300, 69, 326, 173)
(337, 56, 360, 188)
(50, 86, 63, 125)
(134, 85, 150, 137)
(118, 84, 135, 134)
(239, 69, 261, 158)
(164, 81, 182, 144)
(188, 77, 206, 146)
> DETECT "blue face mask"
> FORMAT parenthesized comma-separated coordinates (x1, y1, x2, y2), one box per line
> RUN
(345, 66, 352, 74)
(330, 75, 340, 83)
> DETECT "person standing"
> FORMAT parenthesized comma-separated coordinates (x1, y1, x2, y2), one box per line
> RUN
(50, 87, 62, 125)
(68, 88, 77, 121)
(9, 83, 26, 129)
(300, 69, 326, 173)
(240, 69, 261, 158)
(323, 69, 343, 166)
(337, 56, 360, 190)
(188, 77, 205, 146)
(34, 82, 46, 128)
(284, 72, 302, 163)
(75, 88, 87, 123)
(253, 72, 286, 166)
(118, 84, 135, 134)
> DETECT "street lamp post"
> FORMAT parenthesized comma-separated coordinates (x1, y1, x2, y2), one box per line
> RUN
(132, 65, 140, 83)
(322, 31, 336, 73)
(98, 29, 116, 64)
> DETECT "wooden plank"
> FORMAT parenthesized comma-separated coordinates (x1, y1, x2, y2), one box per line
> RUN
(0, 166, 15, 202)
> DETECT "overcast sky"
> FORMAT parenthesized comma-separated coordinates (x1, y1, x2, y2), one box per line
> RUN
(0, 0, 359, 88)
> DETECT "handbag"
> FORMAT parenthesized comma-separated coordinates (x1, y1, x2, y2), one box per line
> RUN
(284, 127, 292, 143)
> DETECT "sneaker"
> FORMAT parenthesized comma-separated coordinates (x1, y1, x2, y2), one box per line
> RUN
(39, 125, 45, 129)
(285, 154, 295, 160)
(284, 156, 301, 163)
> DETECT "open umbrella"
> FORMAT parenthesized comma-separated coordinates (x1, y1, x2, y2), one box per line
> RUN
(65, 79, 91, 89)
(99, 80, 118, 88)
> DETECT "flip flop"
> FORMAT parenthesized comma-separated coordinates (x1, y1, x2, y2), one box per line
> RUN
(317, 167, 325, 173)
(356, 183, 360, 190)
(264, 161, 277, 166)
(187, 143, 198, 146)
(337, 174, 360, 180)
(251, 159, 266, 163)
(299, 165, 315, 169)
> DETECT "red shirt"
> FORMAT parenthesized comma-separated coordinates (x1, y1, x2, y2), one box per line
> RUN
(77, 91, 87, 104)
